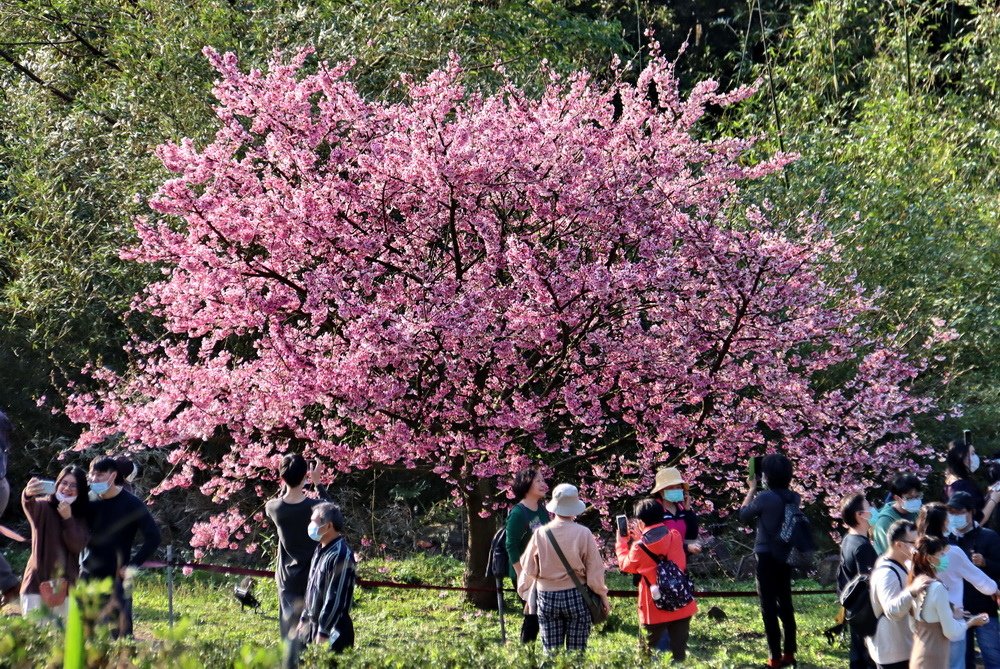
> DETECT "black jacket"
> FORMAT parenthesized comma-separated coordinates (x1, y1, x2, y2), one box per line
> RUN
(956, 524, 1000, 616)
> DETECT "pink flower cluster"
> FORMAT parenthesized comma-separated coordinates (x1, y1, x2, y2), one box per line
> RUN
(65, 48, 945, 550)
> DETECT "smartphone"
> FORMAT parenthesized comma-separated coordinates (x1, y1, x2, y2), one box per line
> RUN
(39, 480, 56, 495)
(615, 514, 629, 538)
(964, 430, 973, 448)
(749, 456, 764, 484)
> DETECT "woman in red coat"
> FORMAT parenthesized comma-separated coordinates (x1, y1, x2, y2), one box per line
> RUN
(616, 498, 698, 660)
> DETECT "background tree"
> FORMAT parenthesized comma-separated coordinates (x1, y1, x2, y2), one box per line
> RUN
(0, 0, 626, 481)
(722, 0, 1000, 450)
(67, 46, 942, 604)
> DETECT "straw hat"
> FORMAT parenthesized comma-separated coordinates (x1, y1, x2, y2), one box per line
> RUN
(546, 483, 587, 517)
(650, 467, 685, 495)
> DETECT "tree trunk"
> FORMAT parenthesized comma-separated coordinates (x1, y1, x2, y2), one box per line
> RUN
(463, 478, 500, 609)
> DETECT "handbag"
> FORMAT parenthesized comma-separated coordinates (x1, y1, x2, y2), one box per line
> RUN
(39, 578, 68, 608)
(543, 528, 609, 625)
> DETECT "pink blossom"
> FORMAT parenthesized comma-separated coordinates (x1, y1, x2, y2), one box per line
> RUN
(65, 48, 944, 552)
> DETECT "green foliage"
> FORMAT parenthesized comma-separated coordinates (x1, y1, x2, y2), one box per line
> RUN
(722, 0, 1000, 451)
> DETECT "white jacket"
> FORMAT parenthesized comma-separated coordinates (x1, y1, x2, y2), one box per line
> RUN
(866, 557, 913, 665)
(939, 544, 997, 608)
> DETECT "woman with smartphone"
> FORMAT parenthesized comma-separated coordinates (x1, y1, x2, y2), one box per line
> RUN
(944, 437, 1000, 525)
(20, 467, 90, 616)
(739, 453, 799, 668)
(615, 498, 697, 660)
(909, 535, 990, 668)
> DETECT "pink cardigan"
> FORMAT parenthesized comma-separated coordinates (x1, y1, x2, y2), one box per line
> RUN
(517, 517, 608, 596)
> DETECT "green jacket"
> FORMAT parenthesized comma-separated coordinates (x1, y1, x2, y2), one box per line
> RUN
(505, 502, 549, 582)
(871, 503, 917, 554)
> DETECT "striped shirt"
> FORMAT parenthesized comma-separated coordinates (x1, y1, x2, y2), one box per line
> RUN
(300, 535, 355, 638)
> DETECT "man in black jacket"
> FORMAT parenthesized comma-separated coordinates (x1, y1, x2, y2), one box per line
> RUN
(81, 456, 161, 638)
(949, 491, 1000, 669)
(838, 493, 877, 669)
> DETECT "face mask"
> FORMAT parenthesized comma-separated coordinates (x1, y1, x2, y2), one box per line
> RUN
(89, 481, 110, 496)
(937, 554, 950, 573)
(948, 514, 967, 535)
(902, 497, 922, 514)
(970, 454, 981, 473)
(663, 490, 685, 503)
(55, 492, 77, 505)
(307, 521, 323, 541)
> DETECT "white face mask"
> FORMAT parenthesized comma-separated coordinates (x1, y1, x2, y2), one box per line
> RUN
(55, 491, 77, 505)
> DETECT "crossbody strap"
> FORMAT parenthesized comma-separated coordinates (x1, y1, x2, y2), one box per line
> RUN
(543, 528, 591, 600)
(636, 542, 662, 587)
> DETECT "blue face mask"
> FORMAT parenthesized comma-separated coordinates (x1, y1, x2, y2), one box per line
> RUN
(937, 554, 950, 573)
(901, 497, 922, 514)
(663, 489, 685, 503)
(948, 513, 968, 535)
(89, 481, 110, 496)
(307, 521, 322, 541)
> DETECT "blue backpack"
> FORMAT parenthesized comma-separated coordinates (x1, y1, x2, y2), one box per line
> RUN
(637, 543, 695, 611)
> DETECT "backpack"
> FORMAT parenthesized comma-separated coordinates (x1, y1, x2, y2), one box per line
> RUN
(776, 501, 817, 570)
(637, 543, 695, 611)
(840, 563, 902, 638)
(485, 527, 508, 580)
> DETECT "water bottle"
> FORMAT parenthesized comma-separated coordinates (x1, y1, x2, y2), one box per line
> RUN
(649, 584, 661, 600)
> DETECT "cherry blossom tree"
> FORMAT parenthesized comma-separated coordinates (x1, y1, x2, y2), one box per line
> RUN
(66, 45, 945, 603)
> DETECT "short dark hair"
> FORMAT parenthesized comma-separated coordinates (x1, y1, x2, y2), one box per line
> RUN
(945, 440, 972, 479)
(91, 456, 120, 481)
(889, 474, 922, 498)
(511, 468, 539, 500)
(634, 498, 663, 526)
(314, 502, 345, 532)
(280, 454, 308, 488)
(840, 493, 867, 528)
(761, 454, 793, 490)
(916, 502, 948, 538)
(887, 519, 916, 547)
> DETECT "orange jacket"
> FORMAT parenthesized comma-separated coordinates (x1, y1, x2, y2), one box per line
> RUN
(615, 523, 697, 625)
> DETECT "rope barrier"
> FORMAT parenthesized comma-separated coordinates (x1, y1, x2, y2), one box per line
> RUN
(143, 560, 836, 598)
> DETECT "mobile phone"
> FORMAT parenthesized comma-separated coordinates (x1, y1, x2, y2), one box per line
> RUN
(39, 480, 56, 495)
(964, 430, 972, 448)
(749, 456, 764, 483)
(616, 514, 629, 538)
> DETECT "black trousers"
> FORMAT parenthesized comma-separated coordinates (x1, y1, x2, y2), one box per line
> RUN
(849, 622, 876, 669)
(755, 552, 797, 660)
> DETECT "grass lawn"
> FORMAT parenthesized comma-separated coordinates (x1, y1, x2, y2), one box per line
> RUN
(119, 553, 849, 668)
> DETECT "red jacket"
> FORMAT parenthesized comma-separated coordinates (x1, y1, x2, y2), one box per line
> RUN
(615, 522, 697, 625)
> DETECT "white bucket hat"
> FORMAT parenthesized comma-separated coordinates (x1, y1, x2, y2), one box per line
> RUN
(546, 483, 587, 517)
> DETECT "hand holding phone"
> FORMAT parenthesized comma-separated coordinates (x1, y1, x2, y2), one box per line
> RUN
(616, 514, 629, 538)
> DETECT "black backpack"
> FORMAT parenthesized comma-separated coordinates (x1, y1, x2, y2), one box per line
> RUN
(485, 527, 508, 579)
(637, 543, 696, 611)
(840, 563, 902, 638)
(776, 502, 817, 570)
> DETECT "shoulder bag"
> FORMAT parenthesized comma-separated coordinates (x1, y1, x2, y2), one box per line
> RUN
(543, 528, 609, 625)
